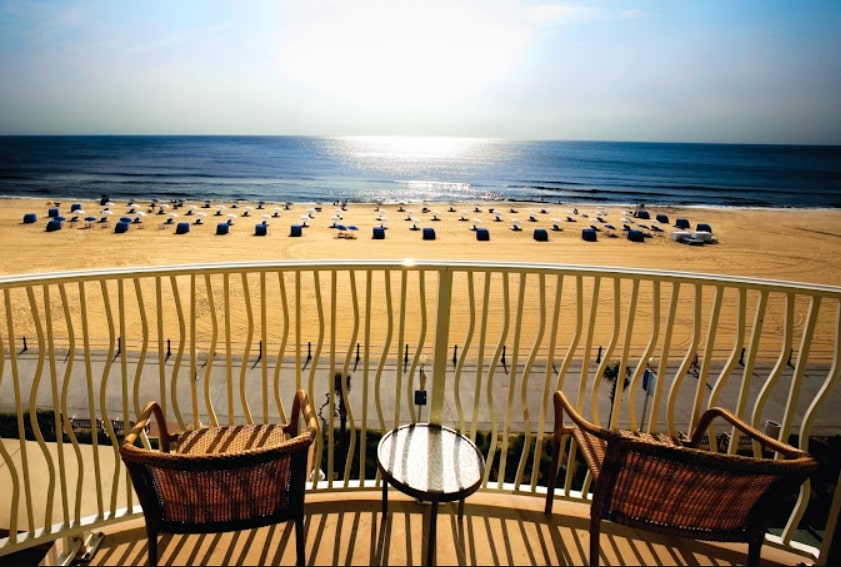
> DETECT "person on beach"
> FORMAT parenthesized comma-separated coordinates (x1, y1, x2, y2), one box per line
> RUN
(689, 353, 700, 377)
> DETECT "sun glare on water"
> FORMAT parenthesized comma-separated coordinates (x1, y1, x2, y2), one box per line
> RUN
(276, 2, 528, 104)
(341, 135, 486, 161)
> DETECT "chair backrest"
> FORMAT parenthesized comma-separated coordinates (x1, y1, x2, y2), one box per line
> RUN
(593, 431, 818, 542)
(121, 427, 315, 528)
(119, 390, 318, 533)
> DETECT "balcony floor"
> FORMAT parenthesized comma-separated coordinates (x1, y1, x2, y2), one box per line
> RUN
(85, 491, 810, 566)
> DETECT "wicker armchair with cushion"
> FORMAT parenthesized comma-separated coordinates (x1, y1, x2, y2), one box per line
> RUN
(119, 389, 318, 566)
(544, 391, 818, 566)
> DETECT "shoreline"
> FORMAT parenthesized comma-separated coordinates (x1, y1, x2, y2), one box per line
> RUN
(3, 192, 841, 212)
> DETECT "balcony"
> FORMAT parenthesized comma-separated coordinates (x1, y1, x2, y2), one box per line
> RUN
(1, 260, 840, 565)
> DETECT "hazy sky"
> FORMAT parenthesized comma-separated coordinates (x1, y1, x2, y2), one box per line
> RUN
(1, 0, 839, 144)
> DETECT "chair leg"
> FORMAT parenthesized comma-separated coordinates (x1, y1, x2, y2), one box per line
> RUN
(747, 539, 762, 566)
(295, 516, 306, 567)
(589, 516, 600, 567)
(544, 439, 560, 515)
(146, 530, 158, 567)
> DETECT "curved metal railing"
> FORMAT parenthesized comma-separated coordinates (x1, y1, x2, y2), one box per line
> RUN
(1, 260, 839, 564)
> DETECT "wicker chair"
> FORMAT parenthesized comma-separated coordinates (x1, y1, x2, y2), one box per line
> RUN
(544, 391, 818, 566)
(119, 389, 318, 566)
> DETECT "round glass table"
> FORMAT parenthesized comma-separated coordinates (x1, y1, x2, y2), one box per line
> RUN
(376, 423, 485, 566)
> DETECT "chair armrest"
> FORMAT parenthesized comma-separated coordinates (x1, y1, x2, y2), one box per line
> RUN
(552, 391, 613, 442)
(123, 401, 179, 453)
(288, 389, 319, 438)
(690, 406, 809, 459)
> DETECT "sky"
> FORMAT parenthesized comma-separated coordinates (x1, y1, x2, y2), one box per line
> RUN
(0, 0, 840, 144)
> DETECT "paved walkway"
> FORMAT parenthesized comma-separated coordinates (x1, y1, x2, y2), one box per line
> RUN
(3, 348, 839, 436)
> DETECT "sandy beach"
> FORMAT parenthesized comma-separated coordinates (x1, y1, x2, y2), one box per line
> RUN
(1, 197, 840, 287)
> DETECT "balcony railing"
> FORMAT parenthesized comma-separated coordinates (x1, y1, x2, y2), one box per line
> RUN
(1, 260, 840, 564)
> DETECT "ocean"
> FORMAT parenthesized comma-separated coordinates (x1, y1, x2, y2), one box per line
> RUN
(0, 135, 839, 209)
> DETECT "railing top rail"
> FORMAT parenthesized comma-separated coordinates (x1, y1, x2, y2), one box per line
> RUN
(1, 260, 840, 296)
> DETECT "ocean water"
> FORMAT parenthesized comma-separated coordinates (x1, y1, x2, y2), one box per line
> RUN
(0, 135, 839, 209)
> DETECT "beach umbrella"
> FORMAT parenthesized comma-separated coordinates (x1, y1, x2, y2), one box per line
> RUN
(300, 215, 310, 227)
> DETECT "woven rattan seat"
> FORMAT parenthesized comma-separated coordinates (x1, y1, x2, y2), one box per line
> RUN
(120, 389, 318, 566)
(544, 391, 818, 566)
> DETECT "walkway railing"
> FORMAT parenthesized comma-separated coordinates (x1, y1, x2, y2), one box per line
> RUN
(1, 260, 840, 564)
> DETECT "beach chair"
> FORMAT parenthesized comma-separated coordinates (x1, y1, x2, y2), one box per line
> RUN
(422, 227, 436, 240)
(627, 229, 645, 242)
(119, 389, 318, 567)
(544, 391, 818, 567)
